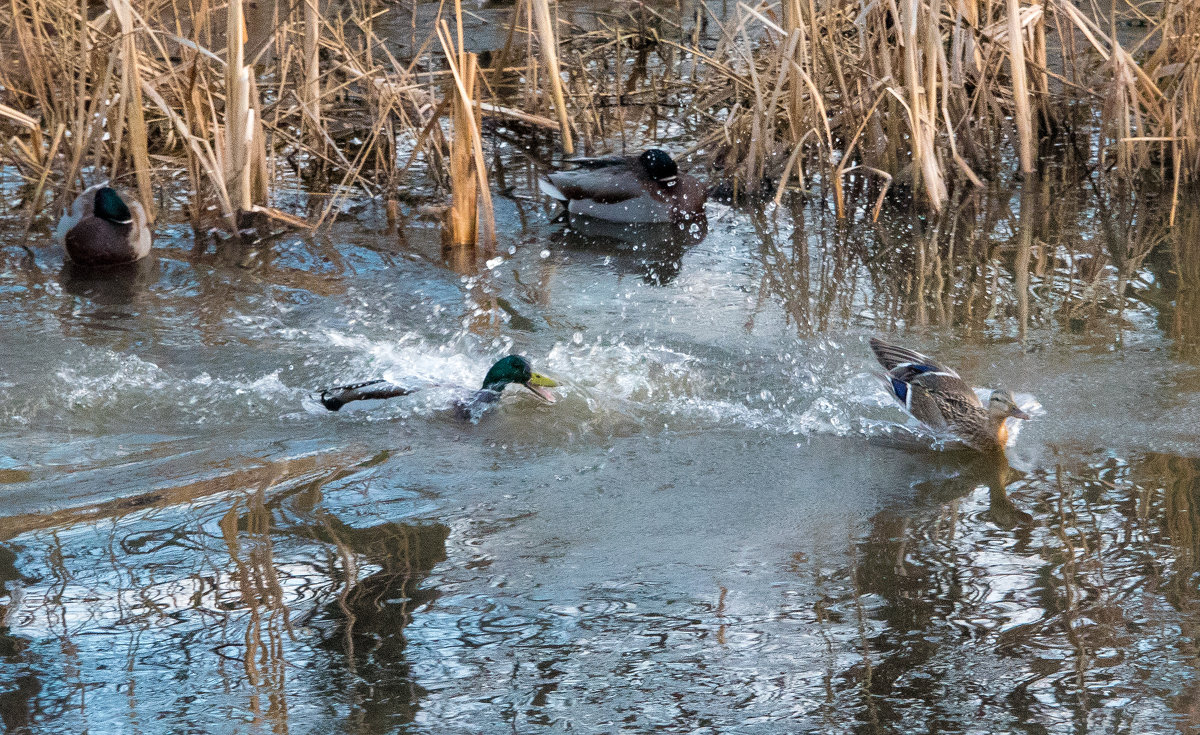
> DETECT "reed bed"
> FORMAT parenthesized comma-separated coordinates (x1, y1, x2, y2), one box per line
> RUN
(673, 0, 1200, 214)
(0, 0, 1196, 239)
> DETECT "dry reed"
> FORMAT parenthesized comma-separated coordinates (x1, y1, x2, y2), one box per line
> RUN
(0, 0, 1197, 233)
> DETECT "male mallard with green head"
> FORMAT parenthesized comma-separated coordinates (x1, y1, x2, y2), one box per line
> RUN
(870, 337, 1031, 452)
(318, 355, 559, 421)
(55, 184, 152, 267)
(539, 149, 707, 226)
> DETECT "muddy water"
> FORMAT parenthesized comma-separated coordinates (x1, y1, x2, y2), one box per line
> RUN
(3, 165, 1200, 734)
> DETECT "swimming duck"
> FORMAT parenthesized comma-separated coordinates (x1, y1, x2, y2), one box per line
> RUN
(54, 184, 152, 266)
(870, 337, 1031, 452)
(539, 149, 707, 225)
(318, 355, 559, 420)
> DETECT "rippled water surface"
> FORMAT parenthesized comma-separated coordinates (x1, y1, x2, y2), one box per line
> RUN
(4, 155, 1200, 733)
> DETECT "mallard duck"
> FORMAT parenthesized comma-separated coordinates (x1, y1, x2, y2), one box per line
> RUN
(870, 337, 1031, 452)
(318, 355, 559, 420)
(538, 149, 707, 225)
(54, 184, 152, 266)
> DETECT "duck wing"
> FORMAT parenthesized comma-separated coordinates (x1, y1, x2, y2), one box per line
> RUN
(870, 337, 981, 411)
(869, 337, 958, 375)
(542, 161, 646, 204)
(905, 376, 983, 430)
(908, 370, 983, 407)
(569, 155, 639, 169)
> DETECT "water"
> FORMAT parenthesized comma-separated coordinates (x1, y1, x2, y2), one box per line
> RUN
(4, 163, 1200, 733)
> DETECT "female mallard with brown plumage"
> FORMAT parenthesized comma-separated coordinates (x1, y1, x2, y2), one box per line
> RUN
(870, 337, 1031, 452)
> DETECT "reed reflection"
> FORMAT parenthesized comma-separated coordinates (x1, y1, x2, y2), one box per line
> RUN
(754, 175, 1177, 343)
(0, 544, 38, 735)
(0, 457, 450, 734)
(817, 446, 1200, 733)
(59, 258, 160, 306)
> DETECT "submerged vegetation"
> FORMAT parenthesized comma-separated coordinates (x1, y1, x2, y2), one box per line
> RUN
(0, 0, 1197, 240)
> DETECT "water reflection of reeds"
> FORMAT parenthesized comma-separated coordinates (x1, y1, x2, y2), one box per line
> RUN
(820, 449, 1200, 732)
(1162, 206, 1200, 358)
(749, 175, 1182, 345)
(0, 459, 449, 733)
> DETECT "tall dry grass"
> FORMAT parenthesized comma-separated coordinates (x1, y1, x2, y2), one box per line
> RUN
(645, 0, 1199, 214)
(0, 0, 1196, 235)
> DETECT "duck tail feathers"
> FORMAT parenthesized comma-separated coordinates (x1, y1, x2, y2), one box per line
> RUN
(317, 379, 415, 411)
(538, 176, 568, 201)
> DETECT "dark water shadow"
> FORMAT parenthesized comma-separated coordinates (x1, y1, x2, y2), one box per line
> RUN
(551, 214, 708, 286)
(285, 515, 449, 731)
(810, 444, 1200, 733)
(59, 258, 160, 306)
(0, 544, 39, 734)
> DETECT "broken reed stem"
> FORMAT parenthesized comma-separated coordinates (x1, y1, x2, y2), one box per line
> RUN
(438, 19, 496, 250)
(304, 0, 322, 135)
(446, 51, 480, 246)
(1007, 0, 1036, 173)
(111, 0, 154, 219)
(224, 0, 267, 219)
(901, 0, 947, 210)
(226, 0, 249, 213)
(530, 0, 573, 154)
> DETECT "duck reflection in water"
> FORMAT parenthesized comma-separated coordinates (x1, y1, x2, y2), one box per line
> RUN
(907, 455, 1034, 529)
(829, 454, 1031, 719)
(60, 258, 159, 306)
(550, 214, 708, 286)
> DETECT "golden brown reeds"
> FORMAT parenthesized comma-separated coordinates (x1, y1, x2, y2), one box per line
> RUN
(1, 0, 1199, 230)
(303, 0, 322, 137)
(111, 0, 154, 218)
(438, 1, 496, 250)
(224, 0, 267, 219)
(1005, 0, 1035, 174)
(530, 0, 573, 153)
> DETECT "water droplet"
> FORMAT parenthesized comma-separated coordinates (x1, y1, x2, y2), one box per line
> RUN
(485, 257, 503, 270)
(540, 249, 551, 259)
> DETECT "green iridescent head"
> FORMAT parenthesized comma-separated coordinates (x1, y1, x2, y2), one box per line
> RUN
(93, 187, 133, 225)
(480, 355, 558, 402)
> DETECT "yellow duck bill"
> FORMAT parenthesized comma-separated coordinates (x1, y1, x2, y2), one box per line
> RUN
(523, 372, 559, 403)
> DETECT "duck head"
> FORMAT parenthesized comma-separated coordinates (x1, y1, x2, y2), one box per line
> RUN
(639, 149, 679, 185)
(480, 355, 558, 402)
(988, 389, 1031, 421)
(93, 187, 135, 225)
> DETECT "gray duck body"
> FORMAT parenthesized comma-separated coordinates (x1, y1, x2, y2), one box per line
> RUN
(539, 149, 707, 225)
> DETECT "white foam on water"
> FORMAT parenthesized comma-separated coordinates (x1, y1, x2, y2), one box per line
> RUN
(24, 347, 312, 430)
(300, 328, 1046, 450)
